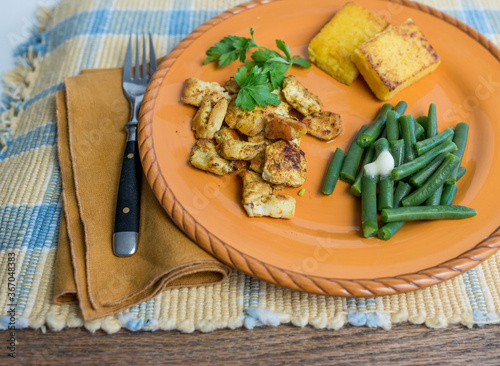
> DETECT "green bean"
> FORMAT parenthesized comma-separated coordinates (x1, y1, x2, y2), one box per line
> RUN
(440, 166, 467, 206)
(391, 140, 457, 181)
(362, 175, 379, 238)
(357, 104, 393, 147)
(390, 139, 405, 167)
(393, 181, 412, 208)
(374, 137, 390, 155)
(378, 220, 405, 240)
(416, 116, 428, 137)
(447, 122, 469, 184)
(408, 152, 448, 187)
(378, 182, 412, 240)
(380, 126, 387, 139)
(440, 184, 457, 206)
(322, 147, 345, 195)
(414, 122, 426, 141)
(386, 110, 400, 142)
(457, 166, 466, 181)
(398, 115, 417, 162)
(378, 177, 394, 210)
(415, 127, 454, 156)
(393, 101, 408, 116)
(381, 205, 477, 223)
(340, 125, 370, 183)
(427, 103, 438, 138)
(402, 153, 460, 207)
(440, 166, 466, 205)
(425, 186, 443, 206)
(351, 144, 375, 197)
(372, 138, 393, 210)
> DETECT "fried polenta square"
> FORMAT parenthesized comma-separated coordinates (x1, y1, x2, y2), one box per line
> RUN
(352, 18, 441, 100)
(308, 1, 389, 85)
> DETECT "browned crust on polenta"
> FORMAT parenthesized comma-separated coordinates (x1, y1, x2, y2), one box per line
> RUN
(361, 19, 440, 91)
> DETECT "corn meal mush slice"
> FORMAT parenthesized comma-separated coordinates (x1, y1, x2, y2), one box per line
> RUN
(308, 1, 389, 85)
(351, 18, 441, 101)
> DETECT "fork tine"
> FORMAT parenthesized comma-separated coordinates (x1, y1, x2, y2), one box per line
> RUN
(149, 33, 157, 74)
(123, 36, 132, 81)
(135, 35, 140, 78)
(142, 35, 148, 78)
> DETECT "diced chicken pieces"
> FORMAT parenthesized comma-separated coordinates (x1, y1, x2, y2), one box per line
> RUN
(240, 169, 272, 200)
(231, 159, 248, 172)
(182, 78, 230, 107)
(184, 71, 343, 219)
(224, 90, 293, 137)
(249, 150, 266, 174)
(246, 193, 296, 219)
(239, 170, 295, 219)
(217, 140, 266, 160)
(192, 98, 211, 135)
(192, 95, 229, 139)
(224, 77, 240, 95)
(189, 139, 233, 176)
(212, 127, 256, 166)
(214, 127, 241, 144)
(282, 75, 322, 116)
(264, 114, 307, 141)
(247, 131, 266, 143)
(269, 89, 294, 116)
(301, 111, 343, 141)
(247, 132, 273, 174)
(262, 140, 307, 187)
(225, 101, 269, 136)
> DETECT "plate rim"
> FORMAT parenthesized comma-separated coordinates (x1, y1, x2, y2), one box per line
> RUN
(138, 0, 500, 297)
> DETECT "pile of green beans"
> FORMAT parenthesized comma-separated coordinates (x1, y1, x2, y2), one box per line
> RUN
(321, 101, 476, 240)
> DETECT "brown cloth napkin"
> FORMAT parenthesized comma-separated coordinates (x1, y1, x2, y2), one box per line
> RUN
(53, 68, 231, 321)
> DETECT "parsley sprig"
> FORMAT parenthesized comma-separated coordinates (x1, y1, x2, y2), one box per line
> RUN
(204, 28, 311, 110)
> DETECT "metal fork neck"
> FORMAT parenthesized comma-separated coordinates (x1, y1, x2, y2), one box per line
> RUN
(126, 96, 144, 141)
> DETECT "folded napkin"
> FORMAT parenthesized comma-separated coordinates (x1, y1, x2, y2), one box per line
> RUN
(53, 68, 231, 321)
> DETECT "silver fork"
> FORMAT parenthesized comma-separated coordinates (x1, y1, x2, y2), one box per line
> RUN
(113, 34, 157, 257)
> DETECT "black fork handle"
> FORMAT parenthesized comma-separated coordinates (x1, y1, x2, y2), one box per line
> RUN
(113, 125, 141, 256)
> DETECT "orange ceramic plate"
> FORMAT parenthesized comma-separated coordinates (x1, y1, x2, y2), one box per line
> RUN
(139, 0, 500, 296)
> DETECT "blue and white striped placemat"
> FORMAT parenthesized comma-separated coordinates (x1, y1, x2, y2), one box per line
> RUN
(1, 0, 500, 334)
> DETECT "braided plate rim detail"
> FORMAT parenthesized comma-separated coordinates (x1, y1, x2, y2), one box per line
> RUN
(138, 0, 500, 297)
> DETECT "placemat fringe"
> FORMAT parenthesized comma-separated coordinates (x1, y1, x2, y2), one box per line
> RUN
(2, 0, 500, 335)
(38, 272, 500, 334)
(0, 6, 51, 154)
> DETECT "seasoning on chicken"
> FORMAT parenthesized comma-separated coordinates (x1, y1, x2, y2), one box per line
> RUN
(282, 75, 323, 116)
(262, 140, 307, 187)
(214, 127, 241, 144)
(182, 78, 230, 107)
(239, 169, 295, 219)
(269, 89, 294, 116)
(246, 132, 271, 173)
(301, 111, 343, 141)
(189, 139, 234, 176)
(224, 91, 293, 136)
(264, 114, 307, 141)
(224, 100, 268, 136)
(218, 139, 266, 161)
(192, 95, 229, 139)
(223, 77, 240, 95)
(249, 150, 266, 174)
(182, 67, 343, 219)
(213, 127, 266, 161)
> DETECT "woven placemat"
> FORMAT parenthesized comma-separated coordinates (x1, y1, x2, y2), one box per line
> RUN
(1, 0, 500, 334)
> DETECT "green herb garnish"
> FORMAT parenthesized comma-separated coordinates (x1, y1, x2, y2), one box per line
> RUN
(204, 28, 311, 110)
